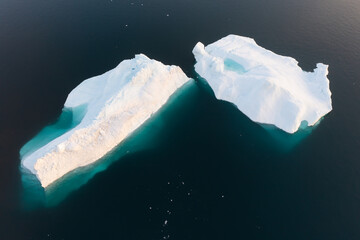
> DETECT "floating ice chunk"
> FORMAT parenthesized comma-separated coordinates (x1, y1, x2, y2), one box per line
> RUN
(21, 54, 191, 188)
(193, 34, 332, 133)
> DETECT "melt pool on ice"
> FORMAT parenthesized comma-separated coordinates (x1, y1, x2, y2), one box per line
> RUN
(193, 34, 332, 134)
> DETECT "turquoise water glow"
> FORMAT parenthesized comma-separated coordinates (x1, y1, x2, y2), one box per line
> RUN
(21, 80, 197, 208)
(196, 74, 316, 152)
(260, 120, 317, 152)
(2, 0, 359, 238)
(19, 104, 87, 159)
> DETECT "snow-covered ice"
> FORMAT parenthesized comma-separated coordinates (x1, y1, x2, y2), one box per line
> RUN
(21, 54, 191, 188)
(193, 34, 332, 133)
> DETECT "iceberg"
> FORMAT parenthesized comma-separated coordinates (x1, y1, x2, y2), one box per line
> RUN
(193, 35, 332, 134)
(21, 54, 191, 188)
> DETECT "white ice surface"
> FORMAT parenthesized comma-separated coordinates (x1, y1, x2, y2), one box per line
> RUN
(22, 54, 191, 188)
(193, 35, 332, 133)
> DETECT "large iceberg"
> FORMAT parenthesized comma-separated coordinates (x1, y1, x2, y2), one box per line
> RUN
(193, 35, 332, 133)
(21, 54, 191, 188)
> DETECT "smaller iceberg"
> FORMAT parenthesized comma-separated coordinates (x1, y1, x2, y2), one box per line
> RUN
(193, 34, 332, 134)
(21, 54, 191, 188)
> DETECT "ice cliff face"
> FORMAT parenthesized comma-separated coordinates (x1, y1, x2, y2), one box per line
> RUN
(193, 34, 332, 133)
(21, 54, 191, 188)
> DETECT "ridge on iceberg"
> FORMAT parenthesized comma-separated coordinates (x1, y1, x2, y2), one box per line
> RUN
(193, 35, 332, 134)
(21, 54, 191, 188)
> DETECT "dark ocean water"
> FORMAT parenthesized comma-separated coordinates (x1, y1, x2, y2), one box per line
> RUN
(1, 0, 360, 239)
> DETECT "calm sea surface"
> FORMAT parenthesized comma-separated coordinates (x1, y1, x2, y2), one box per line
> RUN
(1, 0, 360, 239)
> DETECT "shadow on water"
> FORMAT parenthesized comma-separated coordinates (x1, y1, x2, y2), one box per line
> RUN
(21, 71, 324, 209)
(20, 79, 198, 209)
(198, 56, 321, 152)
(260, 120, 321, 152)
(194, 73, 321, 153)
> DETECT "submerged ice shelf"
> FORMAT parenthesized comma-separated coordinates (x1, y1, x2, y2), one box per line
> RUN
(21, 35, 333, 190)
(193, 34, 332, 133)
(21, 54, 191, 188)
